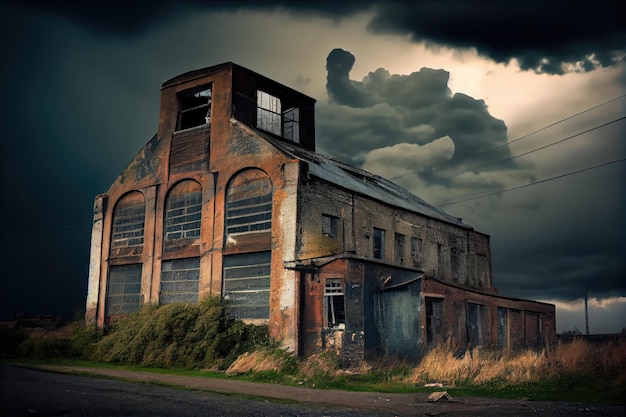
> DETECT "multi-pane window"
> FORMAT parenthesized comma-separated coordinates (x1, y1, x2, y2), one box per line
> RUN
(394, 233, 405, 265)
(106, 264, 142, 317)
(226, 170, 272, 235)
(373, 227, 385, 260)
(257, 91, 282, 136)
(322, 214, 339, 239)
(223, 251, 271, 320)
(256, 90, 300, 141)
(111, 192, 145, 249)
(283, 107, 299, 142)
(160, 257, 200, 304)
(164, 181, 202, 241)
(324, 278, 345, 328)
(177, 86, 211, 131)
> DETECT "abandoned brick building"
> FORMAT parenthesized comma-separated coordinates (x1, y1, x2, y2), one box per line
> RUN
(86, 62, 556, 363)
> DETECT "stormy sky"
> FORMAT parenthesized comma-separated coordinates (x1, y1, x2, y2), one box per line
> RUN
(0, 0, 624, 333)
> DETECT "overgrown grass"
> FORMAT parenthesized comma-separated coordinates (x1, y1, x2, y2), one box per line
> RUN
(3, 308, 625, 404)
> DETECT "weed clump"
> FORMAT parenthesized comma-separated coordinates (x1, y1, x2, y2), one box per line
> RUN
(91, 297, 269, 369)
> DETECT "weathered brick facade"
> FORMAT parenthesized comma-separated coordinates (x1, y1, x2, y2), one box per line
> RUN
(87, 62, 556, 363)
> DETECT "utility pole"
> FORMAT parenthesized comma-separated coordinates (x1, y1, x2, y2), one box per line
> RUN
(585, 288, 589, 335)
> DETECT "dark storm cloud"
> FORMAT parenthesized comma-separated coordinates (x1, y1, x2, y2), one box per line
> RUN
(9, 0, 625, 74)
(322, 48, 513, 184)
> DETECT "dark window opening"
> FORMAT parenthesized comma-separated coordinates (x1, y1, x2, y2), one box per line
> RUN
(425, 297, 443, 344)
(373, 227, 385, 260)
(256, 90, 300, 142)
(394, 233, 405, 265)
(324, 278, 345, 328)
(467, 302, 489, 347)
(322, 214, 339, 238)
(177, 87, 211, 131)
(497, 307, 508, 350)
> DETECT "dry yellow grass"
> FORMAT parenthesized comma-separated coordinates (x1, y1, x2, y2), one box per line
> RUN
(410, 337, 626, 386)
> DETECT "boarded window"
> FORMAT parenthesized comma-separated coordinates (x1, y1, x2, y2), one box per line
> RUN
(411, 237, 422, 268)
(223, 251, 271, 320)
(394, 233, 405, 265)
(324, 278, 345, 328)
(497, 307, 508, 350)
(106, 264, 142, 317)
(160, 257, 200, 304)
(322, 214, 339, 238)
(373, 227, 385, 260)
(110, 192, 145, 251)
(467, 302, 489, 347)
(425, 297, 443, 344)
(164, 181, 202, 241)
(177, 86, 211, 131)
(226, 169, 272, 235)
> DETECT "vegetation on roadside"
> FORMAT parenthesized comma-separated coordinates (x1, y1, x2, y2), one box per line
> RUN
(2, 301, 625, 404)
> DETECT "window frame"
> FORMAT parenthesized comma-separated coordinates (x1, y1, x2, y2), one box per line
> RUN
(324, 278, 345, 329)
(373, 227, 385, 260)
(176, 86, 212, 131)
(322, 214, 339, 239)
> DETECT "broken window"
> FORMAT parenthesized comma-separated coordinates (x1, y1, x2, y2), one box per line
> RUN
(226, 169, 272, 235)
(410, 237, 422, 268)
(425, 297, 443, 344)
(322, 214, 339, 238)
(177, 86, 211, 131)
(256, 90, 300, 141)
(394, 233, 405, 265)
(283, 107, 299, 143)
(467, 302, 489, 347)
(257, 91, 282, 136)
(160, 257, 200, 304)
(110, 192, 145, 250)
(164, 181, 202, 241)
(373, 227, 385, 260)
(324, 278, 345, 328)
(106, 264, 142, 317)
(223, 251, 271, 320)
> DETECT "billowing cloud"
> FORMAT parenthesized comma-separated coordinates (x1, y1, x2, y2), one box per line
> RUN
(320, 48, 520, 197)
(8, 0, 625, 74)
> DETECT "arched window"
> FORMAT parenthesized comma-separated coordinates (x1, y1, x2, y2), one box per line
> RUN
(110, 191, 145, 255)
(164, 180, 202, 242)
(225, 169, 272, 235)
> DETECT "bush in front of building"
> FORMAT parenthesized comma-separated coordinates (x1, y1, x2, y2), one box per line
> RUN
(90, 296, 270, 370)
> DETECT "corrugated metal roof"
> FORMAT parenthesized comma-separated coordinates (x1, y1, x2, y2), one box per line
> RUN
(255, 128, 471, 229)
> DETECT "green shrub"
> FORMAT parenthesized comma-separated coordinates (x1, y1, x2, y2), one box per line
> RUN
(0, 325, 29, 357)
(91, 297, 270, 369)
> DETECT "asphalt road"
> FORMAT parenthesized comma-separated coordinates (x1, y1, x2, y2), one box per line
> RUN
(1, 364, 625, 417)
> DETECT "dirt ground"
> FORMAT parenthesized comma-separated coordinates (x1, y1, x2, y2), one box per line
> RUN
(13, 364, 623, 417)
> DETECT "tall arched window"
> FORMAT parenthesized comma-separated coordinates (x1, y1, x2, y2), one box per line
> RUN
(107, 191, 145, 319)
(223, 169, 273, 320)
(225, 169, 272, 235)
(110, 191, 145, 256)
(164, 180, 202, 243)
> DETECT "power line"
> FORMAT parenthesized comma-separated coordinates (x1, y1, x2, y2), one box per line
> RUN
(437, 157, 626, 207)
(465, 116, 626, 172)
(481, 93, 626, 154)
